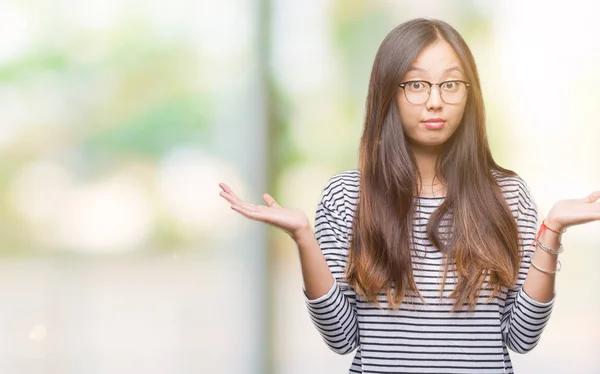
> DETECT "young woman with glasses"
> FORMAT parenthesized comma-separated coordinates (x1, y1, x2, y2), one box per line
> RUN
(219, 18, 600, 373)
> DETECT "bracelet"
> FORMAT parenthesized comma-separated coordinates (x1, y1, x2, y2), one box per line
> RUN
(536, 239, 564, 255)
(542, 219, 566, 234)
(531, 259, 562, 274)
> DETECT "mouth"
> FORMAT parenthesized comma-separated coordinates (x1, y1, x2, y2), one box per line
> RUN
(422, 118, 446, 129)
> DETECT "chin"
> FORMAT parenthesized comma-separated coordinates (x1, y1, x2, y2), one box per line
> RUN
(419, 137, 451, 147)
(409, 141, 447, 153)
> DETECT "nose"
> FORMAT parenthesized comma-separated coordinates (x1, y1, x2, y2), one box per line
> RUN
(426, 84, 443, 111)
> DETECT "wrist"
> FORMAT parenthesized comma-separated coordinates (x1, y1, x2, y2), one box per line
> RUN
(291, 225, 314, 245)
(543, 216, 566, 234)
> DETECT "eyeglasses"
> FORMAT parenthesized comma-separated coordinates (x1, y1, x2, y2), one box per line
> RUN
(398, 80, 470, 105)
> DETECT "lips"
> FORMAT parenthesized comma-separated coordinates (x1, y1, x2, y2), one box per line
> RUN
(422, 118, 446, 129)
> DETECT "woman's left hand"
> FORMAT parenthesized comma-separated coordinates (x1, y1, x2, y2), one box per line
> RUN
(545, 191, 600, 231)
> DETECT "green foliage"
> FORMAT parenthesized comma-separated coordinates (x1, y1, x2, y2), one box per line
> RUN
(81, 94, 209, 159)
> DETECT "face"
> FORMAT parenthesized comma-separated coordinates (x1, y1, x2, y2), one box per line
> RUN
(396, 39, 468, 153)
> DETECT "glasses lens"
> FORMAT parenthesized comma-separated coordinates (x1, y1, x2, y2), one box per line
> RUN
(440, 81, 467, 104)
(404, 81, 430, 104)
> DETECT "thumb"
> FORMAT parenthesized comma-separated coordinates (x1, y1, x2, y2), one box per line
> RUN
(585, 191, 600, 203)
(263, 193, 280, 208)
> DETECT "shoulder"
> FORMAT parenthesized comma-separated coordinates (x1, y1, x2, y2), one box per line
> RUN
(492, 170, 537, 216)
(493, 171, 530, 197)
(320, 169, 360, 212)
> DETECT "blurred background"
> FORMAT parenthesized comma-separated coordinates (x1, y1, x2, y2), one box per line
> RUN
(0, 0, 599, 373)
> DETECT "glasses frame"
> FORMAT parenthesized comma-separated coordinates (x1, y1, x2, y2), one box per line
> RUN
(398, 80, 471, 105)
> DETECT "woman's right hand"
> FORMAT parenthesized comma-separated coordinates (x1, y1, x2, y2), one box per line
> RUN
(219, 183, 311, 240)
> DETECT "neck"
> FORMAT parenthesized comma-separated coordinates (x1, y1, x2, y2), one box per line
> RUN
(410, 144, 446, 197)
(411, 144, 442, 184)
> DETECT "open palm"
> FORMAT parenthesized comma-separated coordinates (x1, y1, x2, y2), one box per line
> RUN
(547, 191, 600, 230)
(219, 183, 310, 239)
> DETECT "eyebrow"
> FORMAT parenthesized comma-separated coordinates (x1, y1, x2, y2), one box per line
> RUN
(406, 65, 464, 74)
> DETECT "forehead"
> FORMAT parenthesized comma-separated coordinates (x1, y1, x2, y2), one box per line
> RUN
(405, 40, 464, 77)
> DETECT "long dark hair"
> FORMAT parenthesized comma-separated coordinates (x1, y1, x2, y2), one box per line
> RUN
(346, 18, 520, 311)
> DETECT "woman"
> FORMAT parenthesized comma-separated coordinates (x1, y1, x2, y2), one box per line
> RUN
(219, 18, 600, 373)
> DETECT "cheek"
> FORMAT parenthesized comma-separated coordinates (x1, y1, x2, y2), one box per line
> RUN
(396, 98, 419, 126)
(450, 103, 467, 124)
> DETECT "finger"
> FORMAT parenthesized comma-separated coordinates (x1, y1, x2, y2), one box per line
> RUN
(263, 193, 280, 208)
(219, 191, 237, 205)
(219, 183, 232, 193)
(231, 203, 270, 222)
(218, 183, 245, 205)
(585, 191, 600, 203)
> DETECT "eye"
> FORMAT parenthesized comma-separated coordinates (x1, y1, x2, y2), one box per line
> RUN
(408, 81, 427, 91)
(441, 81, 459, 91)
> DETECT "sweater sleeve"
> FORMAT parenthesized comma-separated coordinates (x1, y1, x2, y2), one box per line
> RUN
(501, 178, 555, 354)
(304, 175, 359, 355)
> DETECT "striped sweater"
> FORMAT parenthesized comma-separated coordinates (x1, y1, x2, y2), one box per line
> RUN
(305, 170, 554, 373)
